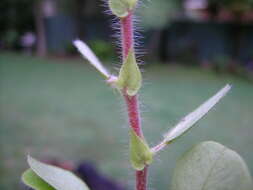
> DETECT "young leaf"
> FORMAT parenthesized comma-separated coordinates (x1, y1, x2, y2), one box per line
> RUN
(22, 169, 56, 190)
(164, 84, 231, 143)
(109, 0, 137, 18)
(109, 0, 129, 18)
(171, 141, 253, 190)
(116, 48, 142, 96)
(27, 155, 89, 190)
(73, 40, 110, 78)
(130, 129, 153, 170)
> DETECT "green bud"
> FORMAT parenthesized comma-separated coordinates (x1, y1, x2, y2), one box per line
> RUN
(129, 129, 153, 171)
(116, 48, 142, 96)
(109, 0, 138, 18)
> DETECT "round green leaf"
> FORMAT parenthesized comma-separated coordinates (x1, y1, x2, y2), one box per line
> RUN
(26, 155, 89, 190)
(171, 141, 253, 190)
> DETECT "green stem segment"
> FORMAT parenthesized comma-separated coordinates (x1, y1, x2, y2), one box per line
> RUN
(121, 12, 148, 190)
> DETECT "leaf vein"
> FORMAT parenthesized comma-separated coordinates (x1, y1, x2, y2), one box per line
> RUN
(201, 147, 227, 190)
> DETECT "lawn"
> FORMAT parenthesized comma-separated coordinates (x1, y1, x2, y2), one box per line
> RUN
(0, 52, 253, 190)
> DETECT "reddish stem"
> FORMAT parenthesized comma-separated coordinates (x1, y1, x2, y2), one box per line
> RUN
(124, 93, 148, 190)
(121, 12, 148, 190)
(121, 12, 133, 58)
(136, 167, 148, 190)
(124, 94, 143, 137)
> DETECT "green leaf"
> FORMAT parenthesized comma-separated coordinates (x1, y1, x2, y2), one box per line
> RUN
(164, 85, 231, 143)
(22, 169, 56, 190)
(109, 0, 137, 18)
(109, 0, 129, 18)
(116, 48, 142, 96)
(171, 141, 253, 190)
(129, 129, 153, 170)
(25, 155, 89, 190)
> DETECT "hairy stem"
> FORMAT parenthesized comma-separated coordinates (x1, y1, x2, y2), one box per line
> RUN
(124, 94, 143, 137)
(121, 12, 133, 59)
(121, 12, 148, 190)
(136, 167, 148, 190)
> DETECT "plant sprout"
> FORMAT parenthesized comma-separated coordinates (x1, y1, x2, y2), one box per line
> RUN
(21, 1, 253, 190)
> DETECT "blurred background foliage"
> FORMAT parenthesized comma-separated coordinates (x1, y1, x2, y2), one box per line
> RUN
(1, 0, 253, 72)
(137, 0, 183, 29)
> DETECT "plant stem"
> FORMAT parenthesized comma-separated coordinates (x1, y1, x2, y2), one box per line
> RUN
(136, 166, 148, 190)
(124, 94, 143, 137)
(121, 12, 148, 190)
(121, 12, 133, 59)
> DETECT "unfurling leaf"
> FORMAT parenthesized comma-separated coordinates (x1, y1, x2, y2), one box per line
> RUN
(23, 155, 89, 190)
(130, 129, 153, 170)
(171, 141, 253, 190)
(164, 85, 231, 143)
(116, 48, 142, 96)
(109, 0, 137, 18)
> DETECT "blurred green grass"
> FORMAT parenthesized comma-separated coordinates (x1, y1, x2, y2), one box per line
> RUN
(0, 52, 253, 189)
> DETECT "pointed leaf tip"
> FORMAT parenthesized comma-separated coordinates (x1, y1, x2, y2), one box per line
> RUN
(73, 40, 110, 78)
(129, 129, 153, 170)
(116, 48, 142, 96)
(164, 84, 231, 143)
